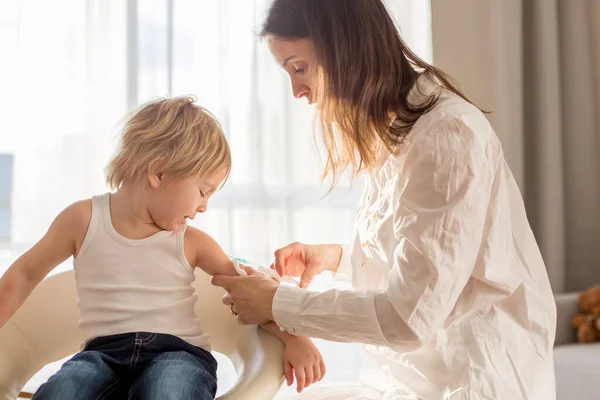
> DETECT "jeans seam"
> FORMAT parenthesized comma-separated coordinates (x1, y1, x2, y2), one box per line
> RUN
(140, 332, 157, 344)
(129, 334, 143, 372)
(95, 378, 122, 400)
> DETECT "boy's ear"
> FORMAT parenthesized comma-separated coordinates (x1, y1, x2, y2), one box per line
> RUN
(147, 163, 164, 189)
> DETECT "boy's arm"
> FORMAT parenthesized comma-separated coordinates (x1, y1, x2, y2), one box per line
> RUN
(0, 201, 87, 328)
(260, 321, 299, 344)
(261, 320, 326, 392)
(184, 226, 237, 276)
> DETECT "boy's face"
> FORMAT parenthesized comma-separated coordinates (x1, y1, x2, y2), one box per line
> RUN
(147, 169, 227, 232)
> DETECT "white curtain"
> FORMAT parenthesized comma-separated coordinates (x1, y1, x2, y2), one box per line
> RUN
(1, 0, 431, 395)
(1, 0, 127, 258)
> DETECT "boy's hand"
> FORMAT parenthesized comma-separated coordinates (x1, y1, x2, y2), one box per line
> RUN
(282, 337, 326, 393)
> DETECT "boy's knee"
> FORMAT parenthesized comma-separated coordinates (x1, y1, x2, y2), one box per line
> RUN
(134, 352, 217, 400)
(33, 374, 89, 400)
(142, 384, 216, 400)
(32, 352, 118, 399)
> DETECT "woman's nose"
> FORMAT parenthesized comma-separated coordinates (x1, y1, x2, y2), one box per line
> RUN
(292, 83, 310, 100)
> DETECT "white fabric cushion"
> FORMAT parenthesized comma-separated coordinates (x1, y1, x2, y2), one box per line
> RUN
(554, 342, 600, 400)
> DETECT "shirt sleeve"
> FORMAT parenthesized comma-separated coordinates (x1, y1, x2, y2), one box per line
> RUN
(272, 117, 498, 347)
(334, 244, 353, 278)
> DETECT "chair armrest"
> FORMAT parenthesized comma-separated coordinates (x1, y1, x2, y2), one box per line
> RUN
(0, 271, 82, 400)
(554, 292, 579, 346)
(0, 321, 44, 400)
(193, 270, 285, 399)
(218, 326, 284, 399)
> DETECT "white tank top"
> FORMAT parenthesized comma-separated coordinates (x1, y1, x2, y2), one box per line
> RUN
(74, 193, 210, 351)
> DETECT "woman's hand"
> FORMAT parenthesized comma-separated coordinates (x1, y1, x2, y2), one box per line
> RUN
(271, 243, 342, 288)
(282, 336, 326, 393)
(211, 267, 279, 325)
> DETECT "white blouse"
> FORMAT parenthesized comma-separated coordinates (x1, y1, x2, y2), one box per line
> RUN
(272, 76, 557, 400)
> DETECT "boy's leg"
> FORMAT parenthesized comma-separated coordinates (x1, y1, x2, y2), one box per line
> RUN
(129, 350, 218, 400)
(31, 351, 125, 400)
(128, 336, 218, 400)
(32, 333, 136, 400)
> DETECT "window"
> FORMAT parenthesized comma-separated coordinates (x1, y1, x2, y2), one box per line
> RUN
(0, 154, 13, 244)
(1, 0, 431, 395)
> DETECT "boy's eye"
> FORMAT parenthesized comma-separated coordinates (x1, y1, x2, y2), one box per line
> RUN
(200, 190, 205, 198)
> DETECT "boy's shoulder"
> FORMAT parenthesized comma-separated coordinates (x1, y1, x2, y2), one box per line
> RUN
(184, 225, 212, 245)
(183, 225, 223, 256)
(62, 199, 92, 222)
(46, 199, 93, 250)
(57, 199, 93, 236)
(183, 225, 211, 268)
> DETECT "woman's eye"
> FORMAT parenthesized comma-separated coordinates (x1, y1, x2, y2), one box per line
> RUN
(294, 66, 306, 74)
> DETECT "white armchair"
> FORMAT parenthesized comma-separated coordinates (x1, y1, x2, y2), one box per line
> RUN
(0, 270, 285, 399)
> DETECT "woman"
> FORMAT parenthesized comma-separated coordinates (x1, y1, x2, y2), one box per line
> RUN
(212, 0, 557, 399)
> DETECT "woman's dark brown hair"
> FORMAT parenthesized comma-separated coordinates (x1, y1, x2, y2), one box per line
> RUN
(261, 0, 478, 185)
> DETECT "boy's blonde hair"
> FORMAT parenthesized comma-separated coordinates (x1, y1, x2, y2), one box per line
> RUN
(106, 96, 231, 190)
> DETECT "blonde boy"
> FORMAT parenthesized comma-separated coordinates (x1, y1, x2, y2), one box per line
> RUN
(0, 96, 324, 399)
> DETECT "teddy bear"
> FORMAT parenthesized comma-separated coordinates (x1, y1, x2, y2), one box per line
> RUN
(571, 286, 600, 343)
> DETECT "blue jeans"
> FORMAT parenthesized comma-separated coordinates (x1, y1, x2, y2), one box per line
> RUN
(32, 332, 218, 400)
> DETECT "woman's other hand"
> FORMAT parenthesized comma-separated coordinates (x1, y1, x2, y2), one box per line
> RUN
(271, 243, 342, 288)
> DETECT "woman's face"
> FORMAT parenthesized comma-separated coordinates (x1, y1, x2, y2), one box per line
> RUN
(267, 36, 317, 104)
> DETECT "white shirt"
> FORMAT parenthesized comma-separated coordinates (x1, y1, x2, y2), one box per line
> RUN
(272, 76, 557, 400)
